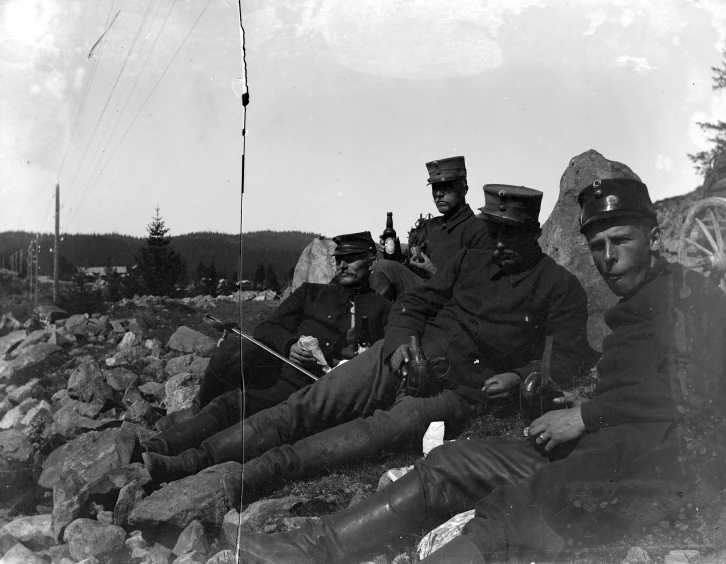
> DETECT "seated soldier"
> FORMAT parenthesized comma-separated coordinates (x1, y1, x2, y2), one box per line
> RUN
(143, 185, 589, 495)
(370, 156, 490, 301)
(135, 232, 391, 469)
(237, 162, 726, 564)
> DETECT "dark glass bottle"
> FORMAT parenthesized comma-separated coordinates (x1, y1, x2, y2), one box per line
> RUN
(381, 212, 399, 260)
(357, 315, 373, 352)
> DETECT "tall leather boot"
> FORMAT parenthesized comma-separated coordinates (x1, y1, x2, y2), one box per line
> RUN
(238, 469, 429, 564)
(154, 405, 199, 433)
(238, 418, 380, 504)
(143, 411, 283, 484)
(143, 389, 242, 457)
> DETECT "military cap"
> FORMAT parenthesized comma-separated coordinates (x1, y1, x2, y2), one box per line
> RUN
(479, 184, 542, 227)
(332, 231, 377, 256)
(426, 156, 467, 184)
(577, 178, 656, 232)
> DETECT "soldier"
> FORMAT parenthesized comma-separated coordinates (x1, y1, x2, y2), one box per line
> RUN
(370, 156, 490, 300)
(141, 184, 589, 499)
(135, 232, 391, 472)
(237, 163, 726, 564)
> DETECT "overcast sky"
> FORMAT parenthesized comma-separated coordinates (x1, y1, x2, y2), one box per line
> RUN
(2, 0, 726, 239)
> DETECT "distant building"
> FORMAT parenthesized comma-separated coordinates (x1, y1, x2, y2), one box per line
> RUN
(79, 266, 129, 281)
(237, 279, 254, 291)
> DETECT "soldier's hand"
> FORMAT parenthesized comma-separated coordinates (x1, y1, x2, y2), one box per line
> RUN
(482, 372, 521, 399)
(289, 343, 315, 366)
(528, 407, 586, 452)
(390, 344, 411, 374)
(408, 252, 437, 277)
(553, 391, 590, 408)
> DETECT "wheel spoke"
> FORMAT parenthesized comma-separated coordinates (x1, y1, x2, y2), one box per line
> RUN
(707, 208, 725, 250)
(695, 218, 719, 253)
(686, 237, 714, 257)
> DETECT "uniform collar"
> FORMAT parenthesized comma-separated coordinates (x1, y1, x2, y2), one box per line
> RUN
(437, 203, 474, 232)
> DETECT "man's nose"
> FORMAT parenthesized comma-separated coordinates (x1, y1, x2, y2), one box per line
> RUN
(604, 241, 617, 263)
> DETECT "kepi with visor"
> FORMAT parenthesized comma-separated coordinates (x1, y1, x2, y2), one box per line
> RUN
(577, 178, 656, 232)
(332, 231, 377, 256)
(425, 156, 467, 185)
(479, 185, 542, 227)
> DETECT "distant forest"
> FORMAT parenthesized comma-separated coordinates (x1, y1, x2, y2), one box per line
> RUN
(0, 230, 323, 285)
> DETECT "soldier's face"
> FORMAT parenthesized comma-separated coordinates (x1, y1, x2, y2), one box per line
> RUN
(432, 183, 466, 214)
(584, 218, 660, 297)
(335, 252, 374, 287)
(486, 221, 537, 269)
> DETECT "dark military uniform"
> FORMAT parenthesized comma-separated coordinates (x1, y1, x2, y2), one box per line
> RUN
(234, 245, 587, 501)
(143, 282, 391, 457)
(371, 203, 490, 298)
(405, 258, 726, 561)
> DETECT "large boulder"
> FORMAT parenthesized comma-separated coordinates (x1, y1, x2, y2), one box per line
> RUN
(1, 514, 56, 549)
(291, 238, 336, 292)
(0, 330, 26, 357)
(539, 149, 640, 352)
(0, 343, 60, 380)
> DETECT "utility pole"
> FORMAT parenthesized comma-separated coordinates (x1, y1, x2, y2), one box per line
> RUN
(54, 180, 60, 302)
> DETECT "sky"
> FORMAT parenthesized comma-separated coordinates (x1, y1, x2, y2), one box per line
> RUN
(2, 0, 726, 239)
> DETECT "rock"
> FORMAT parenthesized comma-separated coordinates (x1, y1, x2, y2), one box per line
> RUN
(104, 368, 139, 392)
(14, 328, 48, 351)
(164, 373, 200, 413)
(622, 547, 652, 563)
(0, 331, 25, 357)
(6, 379, 40, 405)
(238, 496, 308, 535)
(20, 401, 53, 440)
(417, 509, 474, 560)
(143, 358, 166, 380)
(145, 339, 163, 359)
(67, 359, 116, 407)
(138, 382, 166, 402)
(189, 358, 210, 376)
(291, 237, 336, 291)
(51, 405, 113, 439)
(1, 514, 56, 549)
(168, 328, 216, 356)
(63, 518, 126, 561)
(539, 150, 641, 352)
(0, 542, 47, 564)
(663, 550, 700, 564)
(47, 328, 74, 346)
(128, 462, 242, 532)
(117, 332, 139, 351)
(0, 343, 60, 380)
(165, 355, 196, 376)
(114, 480, 147, 526)
(205, 549, 236, 564)
(123, 384, 144, 408)
(0, 398, 39, 430)
(123, 399, 159, 427)
(173, 520, 212, 556)
(38, 428, 130, 490)
(221, 510, 240, 549)
(0, 532, 16, 555)
(125, 530, 148, 551)
(47, 542, 72, 562)
(0, 314, 22, 338)
(0, 399, 11, 423)
(0, 430, 33, 467)
(147, 542, 173, 564)
(105, 352, 130, 367)
(376, 466, 413, 491)
(173, 552, 206, 564)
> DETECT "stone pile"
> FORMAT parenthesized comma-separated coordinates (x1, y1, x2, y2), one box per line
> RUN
(0, 306, 246, 563)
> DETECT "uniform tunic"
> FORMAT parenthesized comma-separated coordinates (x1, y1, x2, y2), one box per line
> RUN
(408, 258, 726, 562)
(370, 204, 490, 299)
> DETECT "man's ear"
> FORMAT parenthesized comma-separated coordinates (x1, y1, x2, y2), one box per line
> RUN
(368, 256, 377, 271)
(649, 226, 662, 252)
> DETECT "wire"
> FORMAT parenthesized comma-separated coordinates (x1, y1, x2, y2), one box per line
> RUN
(66, 0, 213, 230)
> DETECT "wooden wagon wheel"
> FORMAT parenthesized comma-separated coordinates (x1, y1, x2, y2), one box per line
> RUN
(677, 197, 726, 289)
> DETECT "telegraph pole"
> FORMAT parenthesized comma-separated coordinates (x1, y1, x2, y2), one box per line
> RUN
(54, 180, 60, 302)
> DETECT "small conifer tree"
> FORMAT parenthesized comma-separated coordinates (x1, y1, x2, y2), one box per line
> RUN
(134, 207, 186, 296)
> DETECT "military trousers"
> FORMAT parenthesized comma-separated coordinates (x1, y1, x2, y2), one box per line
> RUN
(415, 423, 690, 562)
(246, 339, 474, 462)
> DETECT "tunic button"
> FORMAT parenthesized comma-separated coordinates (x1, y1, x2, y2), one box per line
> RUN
(327, 315, 332, 318)
(325, 342, 330, 346)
